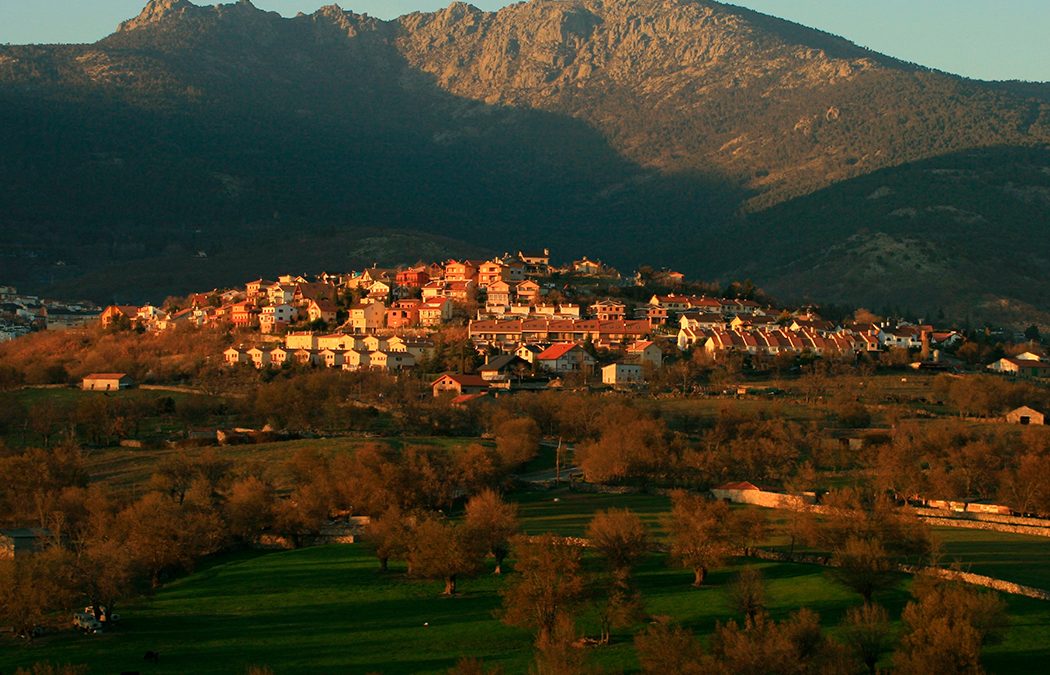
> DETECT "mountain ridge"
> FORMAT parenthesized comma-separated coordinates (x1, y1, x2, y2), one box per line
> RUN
(1, 0, 1049, 320)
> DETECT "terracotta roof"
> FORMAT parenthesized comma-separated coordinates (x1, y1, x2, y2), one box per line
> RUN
(84, 373, 130, 379)
(310, 299, 339, 312)
(537, 343, 581, 361)
(432, 373, 489, 387)
(715, 481, 760, 491)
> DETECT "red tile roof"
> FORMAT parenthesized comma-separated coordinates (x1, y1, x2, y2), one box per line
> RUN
(537, 343, 581, 361)
(432, 373, 490, 387)
(715, 481, 760, 491)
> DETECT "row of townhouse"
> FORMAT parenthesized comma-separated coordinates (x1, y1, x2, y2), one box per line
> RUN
(469, 318, 651, 348)
(225, 345, 417, 372)
(648, 294, 767, 316)
(225, 332, 434, 370)
(103, 293, 449, 337)
(682, 328, 878, 355)
(479, 302, 581, 321)
(283, 331, 435, 357)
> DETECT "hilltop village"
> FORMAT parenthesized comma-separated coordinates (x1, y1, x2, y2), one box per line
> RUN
(82, 248, 1042, 394)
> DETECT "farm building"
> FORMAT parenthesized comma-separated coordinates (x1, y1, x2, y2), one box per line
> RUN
(711, 481, 815, 509)
(1006, 406, 1045, 425)
(987, 357, 1050, 377)
(82, 373, 135, 391)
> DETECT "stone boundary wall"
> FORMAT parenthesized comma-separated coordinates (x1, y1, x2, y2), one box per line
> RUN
(917, 516, 1050, 538)
(912, 507, 1050, 529)
(750, 548, 1050, 601)
(899, 566, 1050, 601)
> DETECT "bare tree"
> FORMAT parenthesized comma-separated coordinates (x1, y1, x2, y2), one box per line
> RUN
(729, 567, 765, 623)
(501, 534, 585, 642)
(367, 506, 413, 572)
(406, 516, 483, 596)
(464, 490, 519, 574)
(494, 417, 541, 469)
(666, 491, 733, 587)
(634, 619, 708, 674)
(894, 574, 1007, 675)
(841, 603, 893, 675)
(531, 613, 585, 675)
(586, 508, 649, 575)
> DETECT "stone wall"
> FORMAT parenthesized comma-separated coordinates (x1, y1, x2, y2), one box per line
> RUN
(912, 507, 1050, 529)
(900, 566, 1050, 601)
(917, 516, 1050, 538)
(750, 547, 1050, 600)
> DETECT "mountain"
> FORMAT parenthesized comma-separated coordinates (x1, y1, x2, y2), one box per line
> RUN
(716, 146, 1050, 325)
(0, 0, 1048, 318)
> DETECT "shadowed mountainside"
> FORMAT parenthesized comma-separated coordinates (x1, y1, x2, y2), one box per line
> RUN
(0, 0, 1048, 316)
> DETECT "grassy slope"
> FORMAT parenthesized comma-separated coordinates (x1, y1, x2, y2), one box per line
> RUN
(4, 543, 1049, 674)
(935, 527, 1050, 591)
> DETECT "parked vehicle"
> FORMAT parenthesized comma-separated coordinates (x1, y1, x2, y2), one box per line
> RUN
(73, 612, 103, 634)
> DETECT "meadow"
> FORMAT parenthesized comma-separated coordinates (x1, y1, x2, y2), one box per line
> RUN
(4, 488, 1050, 674)
(4, 543, 1050, 675)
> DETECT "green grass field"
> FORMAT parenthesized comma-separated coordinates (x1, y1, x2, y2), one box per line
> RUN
(935, 527, 1050, 590)
(512, 490, 671, 537)
(4, 543, 1049, 675)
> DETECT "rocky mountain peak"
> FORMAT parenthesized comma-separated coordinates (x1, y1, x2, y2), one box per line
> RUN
(118, 0, 198, 32)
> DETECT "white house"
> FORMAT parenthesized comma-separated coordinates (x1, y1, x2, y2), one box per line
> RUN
(626, 340, 662, 368)
(247, 346, 276, 368)
(536, 343, 597, 373)
(342, 350, 372, 371)
(285, 332, 319, 351)
(516, 344, 543, 364)
(370, 350, 416, 372)
(419, 299, 454, 326)
(316, 333, 362, 351)
(263, 346, 286, 367)
(260, 304, 298, 333)
(224, 347, 249, 366)
(602, 363, 643, 386)
(321, 349, 346, 368)
(349, 303, 385, 334)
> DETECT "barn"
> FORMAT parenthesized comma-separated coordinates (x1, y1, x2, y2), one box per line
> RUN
(1005, 406, 1045, 426)
(82, 373, 135, 391)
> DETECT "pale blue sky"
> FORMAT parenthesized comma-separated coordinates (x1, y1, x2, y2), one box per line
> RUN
(1, 1, 1047, 82)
